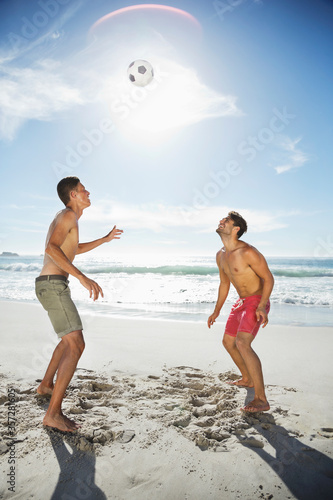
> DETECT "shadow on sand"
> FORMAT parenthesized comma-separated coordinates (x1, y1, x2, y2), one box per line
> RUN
(46, 428, 107, 500)
(239, 388, 333, 500)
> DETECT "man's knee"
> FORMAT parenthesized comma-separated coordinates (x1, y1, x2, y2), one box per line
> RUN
(235, 333, 252, 352)
(77, 337, 85, 355)
(64, 330, 85, 355)
(75, 332, 85, 355)
(222, 334, 236, 351)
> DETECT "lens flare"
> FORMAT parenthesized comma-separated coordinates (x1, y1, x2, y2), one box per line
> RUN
(89, 4, 202, 36)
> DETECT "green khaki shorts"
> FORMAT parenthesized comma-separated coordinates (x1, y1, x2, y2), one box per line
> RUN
(35, 276, 83, 338)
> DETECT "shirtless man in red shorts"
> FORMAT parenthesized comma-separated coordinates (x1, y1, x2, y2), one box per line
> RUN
(208, 211, 274, 412)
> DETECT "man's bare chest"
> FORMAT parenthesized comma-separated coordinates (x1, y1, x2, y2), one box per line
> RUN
(221, 254, 250, 279)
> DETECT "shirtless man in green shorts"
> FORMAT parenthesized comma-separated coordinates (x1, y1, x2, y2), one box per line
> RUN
(36, 176, 123, 432)
(208, 211, 274, 413)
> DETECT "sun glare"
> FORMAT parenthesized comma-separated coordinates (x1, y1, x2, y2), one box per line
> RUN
(101, 58, 238, 144)
(85, 5, 239, 144)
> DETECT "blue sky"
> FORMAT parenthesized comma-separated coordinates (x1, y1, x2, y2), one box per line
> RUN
(0, 0, 332, 257)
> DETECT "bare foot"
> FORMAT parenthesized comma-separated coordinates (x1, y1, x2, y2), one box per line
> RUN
(63, 414, 81, 429)
(37, 383, 53, 397)
(43, 413, 78, 432)
(241, 398, 270, 413)
(227, 378, 254, 388)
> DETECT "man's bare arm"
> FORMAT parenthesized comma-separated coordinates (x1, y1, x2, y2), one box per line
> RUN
(45, 211, 103, 300)
(208, 251, 230, 328)
(246, 247, 274, 327)
(77, 226, 123, 255)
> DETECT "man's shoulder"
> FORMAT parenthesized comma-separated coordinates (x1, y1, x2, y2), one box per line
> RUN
(239, 242, 264, 262)
(216, 247, 225, 259)
(237, 241, 257, 253)
(52, 208, 78, 229)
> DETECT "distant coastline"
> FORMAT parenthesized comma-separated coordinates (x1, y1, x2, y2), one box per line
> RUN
(0, 252, 19, 257)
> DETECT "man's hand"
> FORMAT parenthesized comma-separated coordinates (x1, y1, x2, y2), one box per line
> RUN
(256, 307, 268, 328)
(76, 226, 123, 255)
(208, 311, 219, 329)
(79, 275, 104, 301)
(104, 226, 123, 242)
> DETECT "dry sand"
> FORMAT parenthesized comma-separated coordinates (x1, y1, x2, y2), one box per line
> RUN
(0, 301, 332, 499)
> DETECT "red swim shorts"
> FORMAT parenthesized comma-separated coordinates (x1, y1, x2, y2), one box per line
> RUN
(224, 295, 270, 338)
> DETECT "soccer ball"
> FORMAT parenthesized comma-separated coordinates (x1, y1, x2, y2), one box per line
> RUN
(127, 60, 154, 87)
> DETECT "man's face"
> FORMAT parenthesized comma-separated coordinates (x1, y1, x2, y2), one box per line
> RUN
(216, 215, 235, 235)
(73, 183, 91, 208)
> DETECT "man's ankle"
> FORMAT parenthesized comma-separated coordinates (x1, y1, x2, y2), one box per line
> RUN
(41, 380, 53, 387)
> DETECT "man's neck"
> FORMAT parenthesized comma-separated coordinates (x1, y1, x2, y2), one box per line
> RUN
(220, 234, 240, 253)
(66, 205, 83, 219)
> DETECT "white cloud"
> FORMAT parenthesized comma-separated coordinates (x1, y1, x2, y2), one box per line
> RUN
(0, 55, 242, 142)
(0, 17, 243, 143)
(83, 200, 288, 234)
(0, 61, 84, 140)
(104, 59, 242, 141)
(274, 135, 309, 174)
(0, 0, 88, 141)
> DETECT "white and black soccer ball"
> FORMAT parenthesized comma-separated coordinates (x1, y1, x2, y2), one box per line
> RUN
(127, 59, 154, 87)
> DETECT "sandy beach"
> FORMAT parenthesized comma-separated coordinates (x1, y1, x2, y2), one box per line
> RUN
(0, 300, 332, 500)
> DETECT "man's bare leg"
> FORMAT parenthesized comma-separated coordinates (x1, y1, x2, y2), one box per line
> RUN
(37, 340, 66, 396)
(235, 331, 269, 412)
(43, 330, 85, 432)
(222, 334, 254, 387)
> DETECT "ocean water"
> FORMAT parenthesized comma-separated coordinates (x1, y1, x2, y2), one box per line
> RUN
(0, 254, 332, 327)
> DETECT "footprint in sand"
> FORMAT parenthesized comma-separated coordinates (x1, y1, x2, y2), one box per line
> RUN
(78, 398, 94, 410)
(68, 406, 85, 415)
(239, 436, 265, 448)
(92, 427, 114, 444)
(172, 413, 192, 428)
(195, 434, 210, 450)
(92, 382, 113, 392)
(185, 372, 205, 379)
(318, 428, 333, 438)
(194, 417, 216, 428)
(205, 428, 231, 442)
(192, 404, 218, 418)
(116, 429, 135, 443)
(190, 395, 206, 407)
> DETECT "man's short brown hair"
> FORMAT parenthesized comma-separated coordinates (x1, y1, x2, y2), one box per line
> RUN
(57, 177, 80, 206)
(228, 211, 247, 239)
